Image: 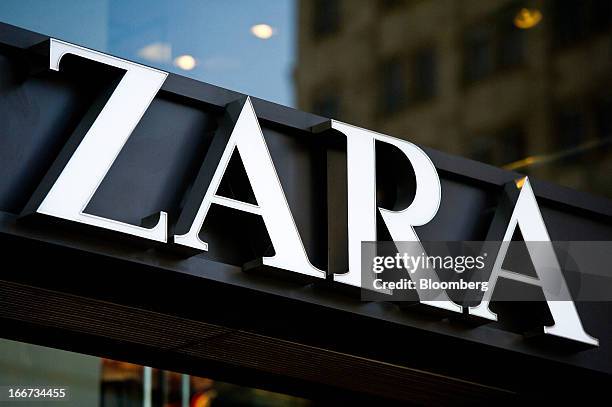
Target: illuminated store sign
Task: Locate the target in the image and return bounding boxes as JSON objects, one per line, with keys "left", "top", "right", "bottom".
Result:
{"left": 18, "top": 39, "right": 598, "bottom": 347}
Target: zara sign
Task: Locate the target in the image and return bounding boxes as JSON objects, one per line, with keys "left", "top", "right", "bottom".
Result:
{"left": 22, "top": 39, "right": 597, "bottom": 347}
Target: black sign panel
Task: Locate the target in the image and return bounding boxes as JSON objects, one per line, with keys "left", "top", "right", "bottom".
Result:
{"left": 0, "top": 22, "right": 611, "bottom": 403}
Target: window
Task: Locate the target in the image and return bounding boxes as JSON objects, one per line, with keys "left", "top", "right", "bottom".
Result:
{"left": 556, "top": 108, "right": 587, "bottom": 150}
{"left": 499, "top": 126, "right": 527, "bottom": 165}
{"left": 553, "top": 96, "right": 612, "bottom": 163}
{"left": 413, "top": 48, "right": 437, "bottom": 101}
{"left": 470, "top": 136, "right": 496, "bottom": 164}
{"left": 590, "top": 0, "right": 612, "bottom": 34}
{"left": 551, "top": 0, "right": 612, "bottom": 48}
{"left": 551, "top": 0, "right": 588, "bottom": 47}
{"left": 381, "top": 58, "right": 407, "bottom": 114}
{"left": 0, "top": 338, "right": 312, "bottom": 407}
{"left": 463, "top": 25, "right": 495, "bottom": 83}
{"left": 498, "top": 18, "right": 525, "bottom": 68}
{"left": 312, "top": 0, "right": 341, "bottom": 39}
{"left": 470, "top": 125, "right": 526, "bottom": 167}
{"left": 380, "top": 48, "right": 437, "bottom": 115}
{"left": 379, "top": 0, "right": 406, "bottom": 10}
{"left": 594, "top": 95, "right": 612, "bottom": 144}
{"left": 463, "top": 4, "right": 526, "bottom": 84}
{"left": 312, "top": 93, "right": 340, "bottom": 118}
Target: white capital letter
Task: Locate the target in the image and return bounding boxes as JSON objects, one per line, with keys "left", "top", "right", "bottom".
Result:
{"left": 327, "top": 121, "right": 461, "bottom": 313}
{"left": 174, "top": 97, "right": 325, "bottom": 279}
{"left": 25, "top": 39, "right": 168, "bottom": 242}
{"left": 469, "top": 178, "right": 598, "bottom": 346}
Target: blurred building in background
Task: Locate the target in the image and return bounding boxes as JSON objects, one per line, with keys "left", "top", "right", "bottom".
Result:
{"left": 296, "top": 0, "right": 612, "bottom": 197}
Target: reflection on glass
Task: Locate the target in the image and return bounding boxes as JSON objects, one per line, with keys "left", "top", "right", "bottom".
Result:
{"left": 0, "top": 0, "right": 294, "bottom": 106}
{"left": 296, "top": 0, "right": 612, "bottom": 199}
{"left": 0, "top": 339, "right": 311, "bottom": 407}
{"left": 174, "top": 55, "right": 197, "bottom": 71}
{"left": 513, "top": 8, "right": 542, "bottom": 30}
{"left": 251, "top": 24, "right": 275, "bottom": 40}
{"left": 0, "top": 0, "right": 610, "bottom": 199}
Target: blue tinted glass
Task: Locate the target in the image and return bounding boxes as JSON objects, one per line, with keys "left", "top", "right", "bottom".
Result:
{"left": 0, "top": 0, "right": 295, "bottom": 106}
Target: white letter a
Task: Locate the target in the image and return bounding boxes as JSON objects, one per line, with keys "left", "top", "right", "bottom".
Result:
{"left": 174, "top": 97, "right": 325, "bottom": 279}
{"left": 469, "top": 177, "right": 598, "bottom": 346}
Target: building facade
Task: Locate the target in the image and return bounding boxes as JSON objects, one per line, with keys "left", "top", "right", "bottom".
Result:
{"left": 296, "top": 0, "right": 612, "bottom": 197}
